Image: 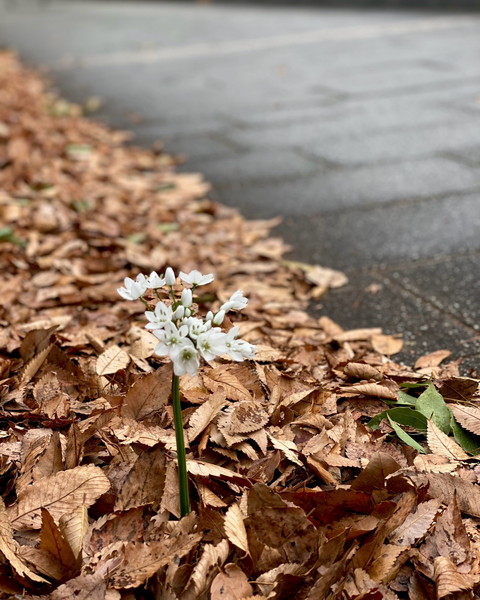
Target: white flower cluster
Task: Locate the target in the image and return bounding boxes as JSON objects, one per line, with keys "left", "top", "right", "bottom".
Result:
{"left": 118, "top": 268, "right": 255, "bottom": 376}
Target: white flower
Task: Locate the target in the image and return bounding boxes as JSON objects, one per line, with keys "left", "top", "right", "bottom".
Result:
{"left": 213, "top": 310, "right": 225, "bottom": 326}
{"left": 205, "top": 310, "right": 214, "bottom": 322}
{"left": 117, "top": 274, "right": 148, "bottom": 301}
{"left": 147, "top": 271, "right": 166, "bottom": 289}
{"left": 145, "top": 301, "right": 172, "bottom": 330}
{"left": 165, "top": 267, "right": 176, "bottom": 286}
{"left": 185, "top": 317, "right": 209, "bottom": 339}
{"left": 181, "top": 288, "right": 193, "bottom": 307}
{"left": 172, "top": 341, "right": 200, "bottom": 376}
{"left": 220, "top": 290, "right": 248, "bottom": 312}
{"left": 153, "top": 322, "right": 189, "bottom": 359}
{"left": 196, "top": 328, "right": 228, "bottom": 361}
{"left": 225, "top": 326, "right": 255, "bottom": 361}
{"left": 179, "top": 269, "right": 214, "bottom": 287}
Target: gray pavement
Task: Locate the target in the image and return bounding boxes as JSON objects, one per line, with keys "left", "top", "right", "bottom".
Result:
{"left": 1, "top": 0, "right": 479, "bottom": 371}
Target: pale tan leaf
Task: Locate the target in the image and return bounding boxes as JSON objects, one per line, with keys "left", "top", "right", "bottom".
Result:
{"left": 122, "top": 364, "right": 172, "bottom": 420}
{"left": 184, "top": 540, "right": 229, "bottom": 597}
{"left": 413, "top": 454, "right": 458, "bottom": 474}
{"left": 343, "top": 362, "right": 383, "bottom": 381}
{"left": 127, "top": 325, "right": 157, "bottom": 359}
{"left": 0, "top": 497, "right": 47, "bottom": 582}
{"left": 204, "top": 367, "right": 252, "bottom": 402}
{"left": 371, "top": 334, "right": 403, "bottom": 356}
{"left": 256, "top": 563, "right": 305, "bottom": 596}
{"left": 187, "top": 392, "right": 228, "bottom": 442}
{"left": 186, "top": 459, "right": 249, "bottom": 484}
{"left": 228, "top": 401, "right": 269, "bottom": 434}
{"left": 110, "top": 535, "right": 201, "bottom": 589}
{"left": 450, "top": 404, "right": 480, "bottom": 436}
{"left": 9, "top": 464, "right": 110, "bottom": 529}
{"left": 40, "top": 509, "right": 77, "bottom": 576}
{"left": 50, "top": 573, "right": 107, "bottom": 600}
{"left": 334, "top": 328, "right": 382, "bottom": 342}
{"left": 224, "top": 503, "right": 249, "bottom": 555}
{"left": 415, "top": 349, "right": 452, "bottom": 369}
{"left": 390, "top": 499, "right": 441, "bottom": 546}
{"left": 434, "top": 556, "right": 475, "bottom": 598}
{"left": 95, "top": 344, "right": 130, "bottom": 376}
{"left": 210, "top": 563, "right": 253, "bottom": 600}
{"left": 368, "top": 545, "right": 407, "bottom": 583}
{"left": 20, "top": 344, "right": 53, "bottom": 385}
{"left": 347, "top": 382, "right": 398, "bottom": 400}
{"left": 59, "top": 505, "right": 88, "bottom": 559}
{"left": 427, "top": 420, "right": 469, "bottom": 460}
{"left": 114, "top": 447, "right": 165, "bottom": 511}
{"left": 410, "top": 473, "right": 480, "bottom": 518}
{"left": 267, "top": 433, "right": 302, "bottom": 466}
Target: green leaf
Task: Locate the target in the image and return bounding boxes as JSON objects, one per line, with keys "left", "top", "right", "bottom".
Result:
{"left": 387, "top": 415, "right": 426, "bottom": 454}
{"left": 0, "top": 227, "right": 25, "bottom": 247}
{"left": 157, "top": 222, "right": 179, "bottom": 233}
{"left": 415, "top": 382, "right": 451, "bottom": 434}
{"left": 451, "top": 417, "right": 480, "bottom": 456}
{"left": 368, "top": 407, "right": 428, "bottom": 432}
{"left": 127, "top": 232, "right": 147, "bottom": 244}
{"left": 397, "top": 390, "right": 417, "bottom": 406}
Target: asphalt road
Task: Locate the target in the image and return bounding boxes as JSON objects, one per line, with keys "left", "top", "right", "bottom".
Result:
{"left": 1, "top": 0, "right": 479, "bottom": 370}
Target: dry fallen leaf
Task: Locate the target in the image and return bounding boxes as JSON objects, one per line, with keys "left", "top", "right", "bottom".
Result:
{"left": 96, "top": 345, "right": 130, "bottom": 376}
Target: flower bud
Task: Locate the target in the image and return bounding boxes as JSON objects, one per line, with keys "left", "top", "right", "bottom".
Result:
{"left": 165, "top": 267, "right": 176, "bottom": 286}
{"left": 213, "top": 310, "right": 225, "bottom": 325}
{"left": 181, "top": 288, "right": 193, "bottom": 307}
{"left": 184, "top": 308, "right": 192, "bottom": 317}
{"left": 172, "top": 305, "right": 185, "bottom": 320}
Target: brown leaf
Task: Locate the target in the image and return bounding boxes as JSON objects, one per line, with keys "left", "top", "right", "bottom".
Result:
{"left": 109, "top": 535, "right": 201, "bottom": 589}
{"left": 390, "top": 499, "right": 441, "bottom": 546}
{"left": 184, "top": 539, "right": 229, "bottom": 597}
{"left": 210, "top": 563, "right": 254, "bottom": 600}
{"left": 50, "top": 573, "right": 107, "bottom": 600}
{"left": 351, "top": 453, "right": 401, "bottom": 492}
{"left": 411, "top": 473, "right": 480, "bottom": 517}
{"left": 39, "top": 509, "right": 77, "bottom": 578}
{"left": 187, "top": 392, "right": 228, "bottom": 442}
{"left": 414, "top": 349, "right": 451, "bottom": 369}
{"left": 348, "top": 381, "right": 398, "bottom": 400}
{"left": 0, "top": 497, "right": 47, "bottom": 583}
{"left": 224, "top": 503, "right": 249, "bottom": 555}
{"left": 371, "top": 334, "right": 403, "bottom": 356}
{"left": 426, "top": 420, "right": 469, "bottom": 460}
{"left": 204, "top": 367, "right": 253, "bottom": 402}
{"left": 122, "top": 364, "right": 172, "bottom": 420}
{"left": 114, "top": 447, "right": 165, "bottom": 511}
{"left": 9, "top": 464, "right": 110, "bottom": 529}
{"left": 95, "top": 344, "right": 130, "bottom": 376}
{"left": 434, "top": 556, "right": 475, "bottom": 598}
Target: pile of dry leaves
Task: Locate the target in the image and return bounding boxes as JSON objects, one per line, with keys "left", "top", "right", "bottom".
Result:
{"left": 1, "top": 50, "right": 480, "bottom": 600}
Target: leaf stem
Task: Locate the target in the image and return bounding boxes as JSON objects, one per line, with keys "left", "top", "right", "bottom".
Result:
{"left": 171, "top": 374, "right": 190, "bottom": 516}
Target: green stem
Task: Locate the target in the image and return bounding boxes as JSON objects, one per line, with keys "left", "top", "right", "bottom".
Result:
{"left": 171, "top": 374, "right": 190, "bottom": 516}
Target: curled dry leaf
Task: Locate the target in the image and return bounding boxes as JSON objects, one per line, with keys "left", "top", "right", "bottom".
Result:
{"left": 184, "top": 539, "right": 229, "bottom": 597}
{"left": 434, "top": 556, "right": 476, "bottom": 598}
{"left": 187, "top": 392, "right": 228, "bottom": 442}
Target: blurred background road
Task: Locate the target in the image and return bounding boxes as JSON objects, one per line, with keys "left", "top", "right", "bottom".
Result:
{"left": 1, "top": 0, "right": 479, "bottom": 369}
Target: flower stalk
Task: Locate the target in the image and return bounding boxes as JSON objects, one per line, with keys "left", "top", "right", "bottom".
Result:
{"left": 117, "top": 267, "right": 255, "bottom": 517}
{"left": 171, "top": 374, "right": 190, "bottom": 516}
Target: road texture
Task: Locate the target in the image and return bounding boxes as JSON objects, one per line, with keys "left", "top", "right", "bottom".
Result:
{"left": 1, "top": 0, "right": 479, "bottom": 370}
